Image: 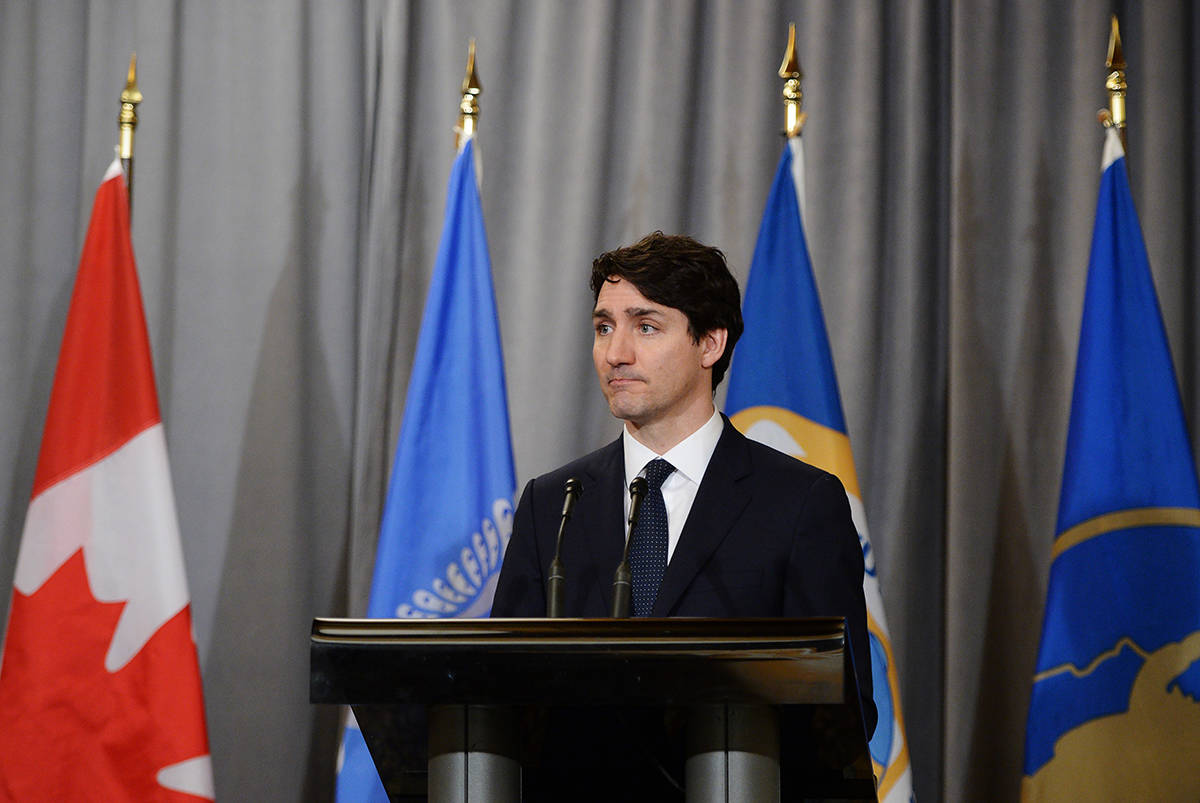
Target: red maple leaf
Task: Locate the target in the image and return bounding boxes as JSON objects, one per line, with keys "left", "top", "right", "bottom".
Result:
{"left": 0, "top": 549, "right": 211, "bottom": 801}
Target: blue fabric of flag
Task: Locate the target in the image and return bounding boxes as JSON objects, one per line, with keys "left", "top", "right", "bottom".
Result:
{"left": 336, "top": 136, "right": 516, "bottom": 801}
{"left": 1023, "top": 130, "right": 1200, "bottom": 790}
{"left": 1055, "top": 149, "right": 1200, "bottom": 532}
{"left": 725, "top": 141, "right": 845, "bottom": 433}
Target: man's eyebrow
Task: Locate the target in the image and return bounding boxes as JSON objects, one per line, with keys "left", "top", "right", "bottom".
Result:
{"left": 593, "top": 306, "right": 665, "bottom": 319}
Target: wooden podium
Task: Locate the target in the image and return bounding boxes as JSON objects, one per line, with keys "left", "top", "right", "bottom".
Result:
{"left": 310, "top": 617, "right": 876, "bottom": 801}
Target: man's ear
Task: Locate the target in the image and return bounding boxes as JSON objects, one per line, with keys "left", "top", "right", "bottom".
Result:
{"left": 699, "top": 328, "right": 728, "bottom": 369}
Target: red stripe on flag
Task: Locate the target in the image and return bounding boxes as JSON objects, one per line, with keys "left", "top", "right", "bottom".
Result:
{"left": 32, "top": 169, "right": 161, "bottom": 498}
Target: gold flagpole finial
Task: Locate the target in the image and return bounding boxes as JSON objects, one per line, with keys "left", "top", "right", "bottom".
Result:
{"left": 1097, "top": 15, "right": 1128, "bottom": 152}
{"left": 779, "top": 23, "right": 806, "bottom": 138}
{"left": 455, "top": 39, "right": 482, "bottom": 149}
{"left": 118, "top": 53, "right": 143, "bottom": 210}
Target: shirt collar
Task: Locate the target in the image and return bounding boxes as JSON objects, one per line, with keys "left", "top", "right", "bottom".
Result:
{"left": 622, "top": 408, "right": 724, "bottom": 487}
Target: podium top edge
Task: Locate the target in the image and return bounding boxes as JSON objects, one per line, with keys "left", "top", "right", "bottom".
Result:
{"left": 311, "top": 616, "right": 846, "bottom": 648}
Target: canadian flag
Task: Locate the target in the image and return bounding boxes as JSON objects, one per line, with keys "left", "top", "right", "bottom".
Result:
{"left": 0, "top": 159, "right": 214, "bottom": 801}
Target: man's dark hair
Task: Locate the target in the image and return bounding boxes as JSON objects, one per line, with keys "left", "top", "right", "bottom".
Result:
{"left": 590, "top": 231, "right": 743, "bottom": 390}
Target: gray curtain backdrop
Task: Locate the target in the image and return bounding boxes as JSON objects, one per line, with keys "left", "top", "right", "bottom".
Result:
{"left": 1, "top": 1, "right": 1196, "bottom": 800}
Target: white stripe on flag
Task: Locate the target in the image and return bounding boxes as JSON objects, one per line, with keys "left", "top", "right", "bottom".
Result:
{"left": 17, "top": 424, "right": 190, "bottom": 671}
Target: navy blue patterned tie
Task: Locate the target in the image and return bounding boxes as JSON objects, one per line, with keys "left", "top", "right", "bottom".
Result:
{"left": 629, "top": 458, "right": 675, "bottom": 617}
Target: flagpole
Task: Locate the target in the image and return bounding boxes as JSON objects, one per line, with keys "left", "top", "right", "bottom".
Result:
{"left": 728, "top": 22, "right": 917, "bottom": 799}
{"left": 455, "top": 38, "right": 481, "bottom": 148}
{"left": 1098, "top": 15, "right": 1128, "bottom": 155}
{"left": 118, "top": 53, "right": 142, "bottom": 214}
{"left": 335, "top": 37, "right": 517, "bottom": 801}
{"left": 779, "top": 23, "right": 805, "bottom": 138}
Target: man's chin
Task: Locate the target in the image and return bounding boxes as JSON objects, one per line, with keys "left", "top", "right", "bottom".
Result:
{"left": 606, "top": 399, "right": 642, "bottom": 423}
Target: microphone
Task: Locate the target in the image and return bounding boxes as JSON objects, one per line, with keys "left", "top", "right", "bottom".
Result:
{"left": 610, "top": 476, "right": 648, "bottom": 618}
{"left": 546, "top": 478, "right": 583, "bottom": 618}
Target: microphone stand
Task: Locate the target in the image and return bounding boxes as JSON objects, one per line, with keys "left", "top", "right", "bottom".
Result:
{"left": 546, "top": 478, "right": 582, "bottom": 618}
{"left": 610, "top": 477, "right": 647, "bottom": 618}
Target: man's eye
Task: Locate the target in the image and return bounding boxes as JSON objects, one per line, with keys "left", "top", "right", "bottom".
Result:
{"left": 639, "top": 323, "right": 657, "bottom": 334}
{"left": 595, "top": 323, "right": 612, "bottom": 335}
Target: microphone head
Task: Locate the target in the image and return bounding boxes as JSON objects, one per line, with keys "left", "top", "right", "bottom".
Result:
{"left": 564, "top": 477, "right": 583, "bottom": 497}
{"left": 622, "top": 476, "right": 650, "bottom": 554}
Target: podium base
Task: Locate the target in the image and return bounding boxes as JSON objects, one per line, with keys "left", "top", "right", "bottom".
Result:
{"left": 686, "top": 704, "right": 780, "bottom": 802}
{"left": 427, "top": 704, "right": 520, "bottom": 802}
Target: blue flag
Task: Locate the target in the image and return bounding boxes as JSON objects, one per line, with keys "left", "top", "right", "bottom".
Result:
{"left": 336, "top": 136, "right": 516, "bottom": 801}
{"left": 726, "top": 138, "right": 914, "bottom": 802}
{"left": 1022, "top": 128, "right": 1200, "bottom": 798}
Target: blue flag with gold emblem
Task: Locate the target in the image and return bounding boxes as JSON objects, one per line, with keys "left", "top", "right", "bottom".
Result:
{"left": 1022, "top": 127, "right": 1200, "bottom": 798}
{"left": 335, "top": 135, "right": 516, "bottom": 801}
{"left": 726, "top": 137, "right": 914, "bottom": 801}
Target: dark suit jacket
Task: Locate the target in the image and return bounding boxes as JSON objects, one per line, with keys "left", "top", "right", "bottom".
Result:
{"left": 492, "top": 415, "right": 877, "bottom": 737}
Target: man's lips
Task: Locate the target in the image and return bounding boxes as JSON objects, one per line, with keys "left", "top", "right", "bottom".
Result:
{"left": 607, "top": 374, "right": 644, "bottom": 387}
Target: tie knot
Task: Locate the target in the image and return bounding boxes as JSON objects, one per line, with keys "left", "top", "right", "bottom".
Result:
{"left": 642, "top": 458, "right": 675, "bottom": 491}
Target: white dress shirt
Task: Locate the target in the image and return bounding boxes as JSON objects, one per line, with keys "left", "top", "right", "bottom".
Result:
{"left": 621, "top": 408, "right": 724, "bottom": 562}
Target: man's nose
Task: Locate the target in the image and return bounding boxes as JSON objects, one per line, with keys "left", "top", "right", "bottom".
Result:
{"left": 605, "top": 328, "right": 634, "bottom": 365}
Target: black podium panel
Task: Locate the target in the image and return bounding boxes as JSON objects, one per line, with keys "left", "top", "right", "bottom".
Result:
{"left": 310, "top": 617, "right": 876, "bottom": 801}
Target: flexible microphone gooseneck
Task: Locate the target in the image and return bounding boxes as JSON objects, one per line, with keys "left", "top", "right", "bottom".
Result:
{"left": 545, "top": 478, "right": 583, "bottom": 617}
{"left": 610, "top": 476, "right": 648, "bottom": 618}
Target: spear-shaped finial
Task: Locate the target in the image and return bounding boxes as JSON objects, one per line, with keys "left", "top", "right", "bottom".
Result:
{"left": 779, "top": 23, "right": 806, "bottom": 138}
{"left": 455, "top": 39, "right": 482, "bottom": 148}
{"left": 118, "top": 53, "right": 143, "bottom": 211}
{"left": 1098, "top": 14, "right": 1128, "bottom": 153}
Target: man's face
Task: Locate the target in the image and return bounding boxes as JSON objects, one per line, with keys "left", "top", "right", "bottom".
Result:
{"left": 592, "top": 277, "right": 724, "bottom": 433}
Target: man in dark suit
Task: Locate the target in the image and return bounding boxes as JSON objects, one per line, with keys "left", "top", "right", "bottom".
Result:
{"left": 492, "top": 232, "right": 876, "bottom": 738}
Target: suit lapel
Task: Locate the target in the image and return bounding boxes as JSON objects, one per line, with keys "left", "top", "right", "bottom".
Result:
{"left": 579, "top": 437, "right": 627, "bottom": 614}
{"left": 653, "top": 418, "right": 753, "bottom": 616}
